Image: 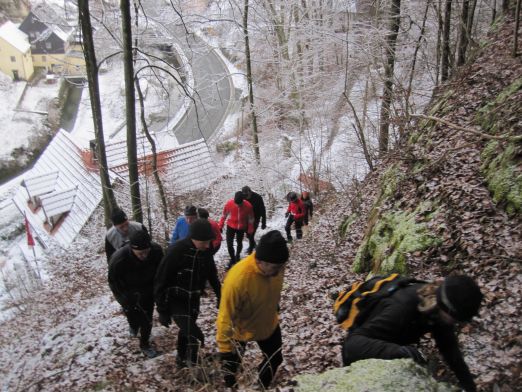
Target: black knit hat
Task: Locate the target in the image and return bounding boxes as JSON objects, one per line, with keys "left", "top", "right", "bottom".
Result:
{"left": 437, "top": 275, "right": 483, "bottom": 322}
{"left": 255, "top": 230, "right": 289, "bottom": 264}
{"left": 234, "top": 191, "right": 244, "bottom": 205}
{"left": 189, "top": 219, "right": 215, "bottom": 241}
{"left": 184, "top": 205, "right": 197, "bottom": 216}
{"left": 129, "top": 230, "right": 151, "bottom": 250}
{"left": 111, "top": 208, "right": 128, "bottom": 225}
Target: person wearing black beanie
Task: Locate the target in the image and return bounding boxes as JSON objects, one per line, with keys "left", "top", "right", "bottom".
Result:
{"left": 216, "top": 230, "right": 289, "bottom": 389}
{"left": 105, "top": 207, "right": 148, "bottom": 262}
{"left": 341, "top": 274, "right": 483, "bottom": 392}
{"left": 108, "top": 229, "right": 163, "bottom": 358}
{"left": 154, "top": 219, "right": 221, "bottom": 368}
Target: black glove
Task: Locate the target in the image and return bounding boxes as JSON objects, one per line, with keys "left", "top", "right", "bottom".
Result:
{"left": 285, "top": 212, "right": 290, "bottom": 218}
{"left": 261, "top": 222, "right": 266, "bottom": 230}
{"left": 400, "top": 345, "right": 426, "bottom": 365}
{"left": 158, "top": 312, "right": 171, "bottom": 328}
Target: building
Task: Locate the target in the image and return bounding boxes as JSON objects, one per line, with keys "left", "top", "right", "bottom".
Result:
{"left": 18, "top": 3, "right": 85, "bottom": 77}
{"left": 0, "top": 21, "right": 34, "bottom": 80}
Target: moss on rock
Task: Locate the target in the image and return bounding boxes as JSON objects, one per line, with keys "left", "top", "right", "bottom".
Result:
{"left": 294, "top": 358, "right": 458, "bottom": 392}
{"left": 476, "top": 78, "right": 522, "bottom": 215}
{"left": 353, "top": 202, "right": 441, "bottom": 274}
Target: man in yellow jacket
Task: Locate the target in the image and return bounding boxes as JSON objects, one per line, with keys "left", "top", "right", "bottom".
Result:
{"left": 216, "top": 230, "right": 289, "bottom": 389}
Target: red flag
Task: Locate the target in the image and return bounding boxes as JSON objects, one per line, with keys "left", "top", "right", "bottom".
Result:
{"left": 25, "top": 217, "right": 35, "bottom": 247}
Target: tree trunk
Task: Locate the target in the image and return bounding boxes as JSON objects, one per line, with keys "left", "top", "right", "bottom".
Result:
{"left": 441, "top": 0, "right": 453, "bottom": 82}
{"left": 378, "top": 0, "right": 401, "bottom": 154}
{"left": 457, "top": 0, "right": 470, "bottom": 66}
{"left": 514, "top": 0, "right": 521, "bottom": 57}
{"left": 243, "top": 0, "right": 261, "bottom": 164}
{"left": 135, "top": 77, "right": 170, "bottom": 242}
{"left": 121, "top": 0, "right": 142, "bottom": 223}
{"left": 78, "top": 0, "right": 117, "bottom": 228}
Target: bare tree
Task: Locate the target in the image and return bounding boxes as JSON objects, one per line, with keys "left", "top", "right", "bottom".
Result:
{"left": 441, "top": 0, "right": 453, "bottom": 81}
{"left": 378, "top": 0, "right": 401, "bottom": 154}
{"left": 78, "top": 0, "right": 117, "bottom": 228}
{"left": 121, "top": 0, "right": 143, "bottom": 223}
{"left": 243, "top": 0, "right": 261, "bottom": 164}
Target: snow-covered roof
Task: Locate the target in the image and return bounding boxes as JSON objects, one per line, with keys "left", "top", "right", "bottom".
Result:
{"left": 107, "top": 138, "right": 217, "bottom": 193}
{"left": 31, "top": 3, "right": 73, "bottom": 42}
{"left": 22, "top": 171, "right": 59, "bottom": 198}
{"left": 12, "top": 130, "right": 103, "bottom": 248}
{"left": 0, "top": 21, "right": 30, "bottom": 53}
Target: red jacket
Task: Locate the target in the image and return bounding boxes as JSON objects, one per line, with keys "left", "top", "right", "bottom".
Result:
{"left": 209, "top": 218, "right": 222, "bottom": 249}
{"left": 287, "top": 199, "right": 305, "bottom": 221}
{"left": 219, "top": 199, "right": 255, "bottom": 234}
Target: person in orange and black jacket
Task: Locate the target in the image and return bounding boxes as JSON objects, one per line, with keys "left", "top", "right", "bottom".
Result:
{"left": 154, "top": 219, "right": 221, "bottom": 368}
{"left": 219, "top": 191, "right": 255, "bottom": 269}
{"left": 284, "top": 192, "right": 305, "bottom": 242}
{"left": 108, "top": 230, "right": 163, "bottom": 358}
{"left": 301, "top": 191, "right": 314, "bottom": 226}
{"left": 342, "top": 275, "right": 483, "bottom": 392}
{"left": 241, "top": 186, "right": 267, "bottom": 254}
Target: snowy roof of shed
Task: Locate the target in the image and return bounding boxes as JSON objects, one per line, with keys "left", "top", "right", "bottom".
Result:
{"left": 107, "top": 138, "right": 216, "bottom": 193}
{"left": 12, "top": 130, "right": 103, "bottom": 248}
{"left": 0, "top": 21, "right": 30, "bottom": 53}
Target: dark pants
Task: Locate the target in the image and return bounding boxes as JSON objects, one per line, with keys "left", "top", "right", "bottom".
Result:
{"left": 123, "top": 292, "right": 154, "bottom": 346}
{"left": 342, "top": 334, "right": 413, "bottom": 366}
{"left": 223, "top": 325, "right": 283, "bottom": 389}
{"left": 285, "top": 215, "right": 303, "bottom": 241}
{"left": 226, "top": 226, "right": 245, "bottom": 265}
{"left": 246, "top": 219, "right": 261, "bottom": 252}
{"left": 170, "top": 299, "right": 204, "bottom": 364}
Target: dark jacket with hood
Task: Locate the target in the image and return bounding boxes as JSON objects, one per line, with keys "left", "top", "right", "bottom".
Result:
{"left": 344, "top": 283, "right": 476, "bottom": 392}
{"left": 108, "top": 242, "right": 163, "bottom": 308}
{"left": 154, "top": 237, "right": 221, "bottom": 315}
{"left": 247, "top": 191, "right": 267, "bottom": 226}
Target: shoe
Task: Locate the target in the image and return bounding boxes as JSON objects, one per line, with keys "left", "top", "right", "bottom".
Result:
{"left": 176, "top": 355, "right": 187, "bottom": 369}
{"left": 129, "top": 326, "right": 138, "bottom": 337}
{"left": 140, "top": 343, "right": 159, "bottom": 359}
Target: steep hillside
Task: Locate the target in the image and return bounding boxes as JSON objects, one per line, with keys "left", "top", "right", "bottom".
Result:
{"left": 280, "top": 13, "right": 522, "bottom": 392}
{"left": 0, "top": 10, "right": 520, "bottom": 392}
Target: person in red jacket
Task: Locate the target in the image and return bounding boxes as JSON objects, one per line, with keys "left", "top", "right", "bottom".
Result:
{"left": 219, "top": 191, "right": 255, "bottom": 269}
{"left": 285, "top": 192, "right": 305, "bottom": 242}
{"left": 197, "top": 207, "right": 222, "bottom": 255}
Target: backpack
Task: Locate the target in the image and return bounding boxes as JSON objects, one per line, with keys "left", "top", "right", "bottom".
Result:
{"left": 333, "top": 273, "right": 423, "bottom": 331}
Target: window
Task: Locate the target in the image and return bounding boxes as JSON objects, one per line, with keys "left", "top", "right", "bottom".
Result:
{"left": 10, "top": 56, "right": 15, "bottom": 62}
{"left": 45, "top": 42, "right": 52, "bottom": 50}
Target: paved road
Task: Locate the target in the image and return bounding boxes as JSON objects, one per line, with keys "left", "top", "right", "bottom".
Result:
{"left": 143, "top": 0, "right": 235, "bottom": 144}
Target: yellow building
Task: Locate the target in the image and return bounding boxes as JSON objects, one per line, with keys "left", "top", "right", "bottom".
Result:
{"left": 0, "top": 21, "right": 34, "bottom": 81}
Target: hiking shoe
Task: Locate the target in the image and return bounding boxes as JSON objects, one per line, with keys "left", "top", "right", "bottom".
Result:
{"left": 140, "top": 344, "right": 159, "bottom": 359}
{"left": 176, "top": 355, "right": 187, "bottom": 369}
{"left": 129, "top": 326, "right": 138, "bottom": 337}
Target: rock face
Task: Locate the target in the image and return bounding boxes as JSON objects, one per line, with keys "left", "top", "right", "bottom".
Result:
{"left": 294, "top": 359, "right": 458, "bottom": 392}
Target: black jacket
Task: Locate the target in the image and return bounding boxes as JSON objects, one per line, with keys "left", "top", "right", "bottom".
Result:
{"left": 349, "top": 284, "right": 476, "bottom": 391}
{"left": 108, "top": 243, "right": 163, "bottom": 308}
{"left": 247, "top": 192, "right": 266, "bottom": 226}
{"left": 154, "top": 238, "right": 221, "bottom": 315}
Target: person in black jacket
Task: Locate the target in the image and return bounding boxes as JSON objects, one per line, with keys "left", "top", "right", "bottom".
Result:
{"left": 108, "top": 230, "right": 163, "bottom": 358}
{"left": 242, "top": 186, "right": 267, "bottom": 254}
{"left": 342, "top": 275, "right": 483, "bottom": 392}
{"left": 154, "top": 219, "right": 221, "bottom": 368}
{"left": 301, "top": 191, "right": 314, "bottom": 226}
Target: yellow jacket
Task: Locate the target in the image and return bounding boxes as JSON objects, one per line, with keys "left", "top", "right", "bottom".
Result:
{"left": 216, "top": 253, "right": 284, "bottom": 352}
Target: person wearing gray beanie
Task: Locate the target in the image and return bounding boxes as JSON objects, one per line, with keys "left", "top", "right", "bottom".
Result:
{"left": 216, "top": 230, "right": 289, "bottom": 389}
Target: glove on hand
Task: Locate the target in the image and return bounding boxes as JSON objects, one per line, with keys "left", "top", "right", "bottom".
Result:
{"left": 158, "top": 312, "right": 171, "bottom": 328}
{"left": 261, "top": 223, "right": 266, "bottom": 230}
{"left": 400, "top": 345, "right": 426, "bottom": 365}
{"left": 285, "top": 212, "right": 290, "bottom": 218}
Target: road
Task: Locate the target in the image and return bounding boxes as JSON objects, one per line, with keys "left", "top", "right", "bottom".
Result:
{"left": 143, "top": 0, "right": 236, "bottom": 144}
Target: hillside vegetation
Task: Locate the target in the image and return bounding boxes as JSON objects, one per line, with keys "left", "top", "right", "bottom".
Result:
{"left": 0, "top": 9, "right": 520, "bottom": 392}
